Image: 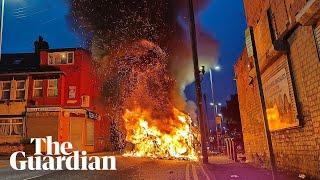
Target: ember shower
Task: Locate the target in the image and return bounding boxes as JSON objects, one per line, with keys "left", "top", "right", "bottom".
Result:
{"left": 70, "top": 0, "right": 217, "bottom": 159}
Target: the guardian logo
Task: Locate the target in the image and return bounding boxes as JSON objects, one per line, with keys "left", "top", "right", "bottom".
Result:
{"left": 10, "top": 136, "right": 117, "bottom": 171}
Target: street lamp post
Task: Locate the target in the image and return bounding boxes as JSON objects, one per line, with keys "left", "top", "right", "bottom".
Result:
{"left": 209, "top": 66, "right": 221, "bottom": 116}
{"left": 0, "top": 0, "right": 5, "bottom": 62}
{"left": 209, "top": 67, "right": 223, "bottom": 152}
{"left": 209, "top": 68, "right": 215, "bottom": 116}
{"left": 187, "top": 0, "right": 208, "bottom": 164}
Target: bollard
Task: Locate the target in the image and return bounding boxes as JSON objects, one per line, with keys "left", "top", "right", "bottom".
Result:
{"left": 231, "top": 139, "right": 237, "bottom": 162}
{"left": 228, "top": 139, "right": 232, "bottom": 159}
{"left": 231, "top": 139, "right": 235, "bottom": 160}
{"left": 225, "top": 139, "right": 230, "bottom": 157}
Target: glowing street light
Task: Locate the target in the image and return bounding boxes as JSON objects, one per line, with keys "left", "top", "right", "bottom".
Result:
{"left": 214, "top": 65, "right": 221, "bottom": 71}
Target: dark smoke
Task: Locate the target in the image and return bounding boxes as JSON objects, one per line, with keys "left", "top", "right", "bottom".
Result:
{"left": 70, "top": 0, "right": 211, "bottom": 56}
{"left": 69, "top": 0, "right": 218, "bottom": 122}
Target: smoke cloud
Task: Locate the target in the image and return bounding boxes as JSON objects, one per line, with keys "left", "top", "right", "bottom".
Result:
{"left": 69, "top": 0, "right": 218, "bottom": 115}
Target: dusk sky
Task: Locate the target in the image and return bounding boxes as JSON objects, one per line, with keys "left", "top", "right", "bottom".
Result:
{"left": 2, "top": 0, "right": 246, "bottom": 123}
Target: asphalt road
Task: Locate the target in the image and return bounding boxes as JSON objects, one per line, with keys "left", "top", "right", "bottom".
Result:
{"left": 0, "top": 156, "right": 211, "bottom": 180}
{"left": 0, "top": 155, "right": 299, "bottom": 180}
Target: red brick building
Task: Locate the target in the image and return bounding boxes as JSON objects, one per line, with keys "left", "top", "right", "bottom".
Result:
{"left": 0, "top": 48, "right": 109, "bottom": 153}
{"left": 235, "top": 0, "right": 320, "bottom": 178}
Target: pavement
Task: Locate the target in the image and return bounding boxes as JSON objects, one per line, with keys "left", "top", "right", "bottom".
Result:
{"left": 206, "top": 155, "right": 300, "bottom": 180}
{"left": 0, "top": 153, "right": 301, "bottom": 180}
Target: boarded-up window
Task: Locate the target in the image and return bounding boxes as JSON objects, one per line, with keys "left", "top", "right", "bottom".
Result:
{"left": 314, "top": 24, "right": 320, "bottom": 58}
{"left": 261, "top": 56, "right": 299, "bottom": 131}
{"left": 86, "top": 120, "right": 94, "bottom": 145}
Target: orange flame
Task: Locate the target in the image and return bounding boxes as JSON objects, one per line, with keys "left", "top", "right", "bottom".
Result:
{"left": 123, "top": 108, "right": 198, "bottom": 160}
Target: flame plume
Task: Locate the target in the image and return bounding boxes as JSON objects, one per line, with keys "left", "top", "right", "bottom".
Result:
{"left": 69, "top": 0, "right": 217, "bottom": 160}
{"left": 123, "top": 108, "right": 198, "bottom": 160}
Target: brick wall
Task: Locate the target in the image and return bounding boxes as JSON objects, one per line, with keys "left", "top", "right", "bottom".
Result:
{"left": 235, "top": 51, "right": 270, "bottom": 167}
{"left": 236, "top": 0, "right": 320, "bottom": 178}
{"left": 242, "top": 0, "right": 265, "bottom": 26}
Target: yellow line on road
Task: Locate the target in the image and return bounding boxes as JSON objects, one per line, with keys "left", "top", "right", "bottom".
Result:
{"left": 185, "top": 164, "right": 190, "bottom": 180}
{"left": 191, "top": 164, "right": 198, "bottom": 180}
{"left": 200, "top": 164, "right": 212, "bottom": 180}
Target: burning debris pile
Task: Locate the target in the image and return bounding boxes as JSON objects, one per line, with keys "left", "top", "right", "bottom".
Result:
{"left": 111, "top": 40, "right": 197, "bottom": 160}
{"left": 123, "top": 108, "right": 197, "bottom": 160}
{"left": 69, "top": 0, "right": 217, "bottom": 160}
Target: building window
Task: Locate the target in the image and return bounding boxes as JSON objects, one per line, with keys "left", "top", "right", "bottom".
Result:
{"left": 33, "top": 80, "right": 43, "bottom": 97}
{"left": 1, "top": 81, "right": 11, "bottom": 100}
{"left": 16, "top": 80, "right": 26, "bottom": 100}
{"left": 86, "top": 119, "right": 94, "bottom": 145}
{"left": 67, "top": 52, "right": 74, "bottom": 64}
{"left": 313, "top": 24, "right": 320, "bottom": 59}
{"left": 48, "top": 79, "right": 58, "bottom": 97}
{"left": 0, "top": 119, "right": 23, "bottom": 136}
{"left": 48, "top": 52, "right": 74, "bottom": 65}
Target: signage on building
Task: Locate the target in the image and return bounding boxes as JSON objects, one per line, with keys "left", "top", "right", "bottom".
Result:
{"left": 27, "top": 107, "right": 61, "bottom": 112}
{"left": 245, "top": 27, "right": 254, "bottom": 57}
{"left": 262, "top": 58, "right": 299, "bottom": 131}
{"left": 69, "top": 86, "right": 76, "bottom": 99}
{"left": 87, "top": 111, "right": 100, "bottom": 120}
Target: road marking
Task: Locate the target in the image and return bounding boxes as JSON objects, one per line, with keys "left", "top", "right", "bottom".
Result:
{"left": 23, "top": 174, "right": 45, "bottom": 180}
{"left": 191, "top": 164, "right": 199, "bottom": 180}
{"left": 185, "top": 164, "right": 190, "bottom": 180}
{"left": 199, "top": 164, "right": 212, "bottom": 180}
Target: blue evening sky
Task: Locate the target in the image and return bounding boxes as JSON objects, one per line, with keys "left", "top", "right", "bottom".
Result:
{"left": 184, "top": 0, "right": 246, "bottom": 127}
{"left": 2, "top": 0, "right": 246, "bottom": 125}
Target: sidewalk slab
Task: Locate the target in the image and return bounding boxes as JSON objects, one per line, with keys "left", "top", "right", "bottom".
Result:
{"left": 206, "top": 155, "right": 300, "bottom": 180}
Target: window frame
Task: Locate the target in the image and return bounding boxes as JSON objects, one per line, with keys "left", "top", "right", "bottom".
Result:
{"left": 0, "top": 118, "right": 24, "bottom": 137}
{"left": 1, "top": 81, "right": 11, "bottom": 100}
{"left": 48, "top": 51, "right": 74, "bottom": 65}
{"left": 16, "top": 80, "right": 26, "bottom": 100}
{"left": 47, "top": 79, "right": 58, "bottom": 97}
{"left": 33, "top": 80, "right": 43, "bottom": 97}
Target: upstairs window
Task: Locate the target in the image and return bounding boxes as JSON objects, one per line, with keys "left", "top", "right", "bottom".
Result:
{"left": 33, "top": 80, "right": 43, "bottom": 97}
{"left": 1, "top": 81, "right": 11, "bottom": 100}
{"left": 48, "top": 52, "right": 74, "bottom": 65}
{"left": 16, "top": 80, "right": 26, "bottom": 100}
{"left": 48, "top": 79, "right": 58, "bottom": 97}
